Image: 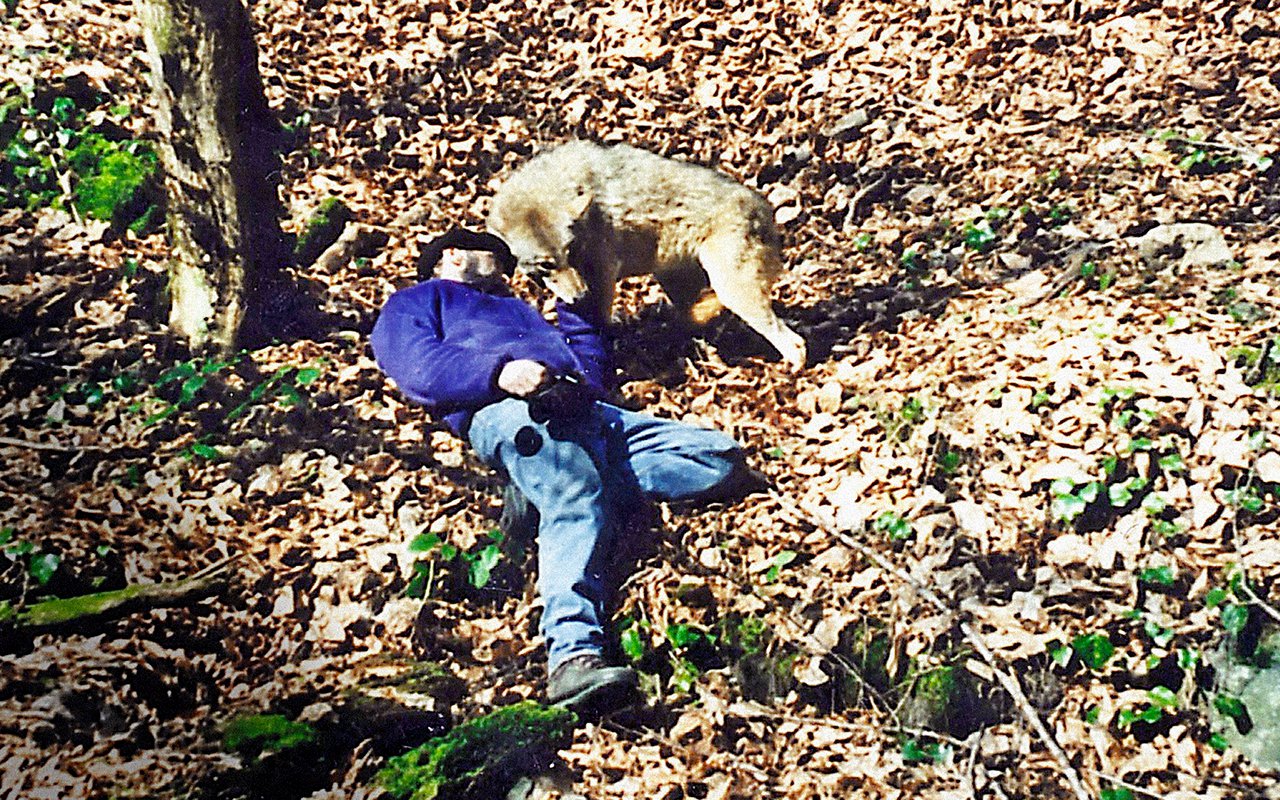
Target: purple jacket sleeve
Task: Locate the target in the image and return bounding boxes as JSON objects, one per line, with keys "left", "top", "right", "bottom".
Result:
{"left": 370, "top": 290, "right": 508, "bottom": 413}
{"left": 555, "top": 300, "right": 612, "bottom": 394}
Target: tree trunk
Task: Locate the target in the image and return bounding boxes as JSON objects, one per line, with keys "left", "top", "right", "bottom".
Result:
{"left": 134, "top": 0, "right": 297, "bottom": 352}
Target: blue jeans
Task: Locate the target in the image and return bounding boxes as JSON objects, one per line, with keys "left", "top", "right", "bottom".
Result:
{"left": 468, "top": 398, "right": 744, "bottom": 670}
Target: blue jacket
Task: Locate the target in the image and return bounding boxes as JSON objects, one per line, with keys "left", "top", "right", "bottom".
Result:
{"left": 370, "top": 279, "right": 610, "bottom": 433}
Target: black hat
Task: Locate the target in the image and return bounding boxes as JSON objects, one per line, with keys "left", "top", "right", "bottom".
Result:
{"left": 417, "top": 228, "right": 517, "bottom": 280}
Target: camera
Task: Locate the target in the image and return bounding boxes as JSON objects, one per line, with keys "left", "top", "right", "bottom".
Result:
{"left": 527, "top": 373, "right": 589, "bottom": 423}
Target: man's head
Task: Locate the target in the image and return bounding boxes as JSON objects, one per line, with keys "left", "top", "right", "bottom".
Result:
{"left": 417, "top": 228, "right": 517, "bottom": 291}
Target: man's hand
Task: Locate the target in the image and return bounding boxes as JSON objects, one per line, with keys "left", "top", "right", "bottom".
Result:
{"left": 497, "top": 359, "right": 550, "bottom": 397}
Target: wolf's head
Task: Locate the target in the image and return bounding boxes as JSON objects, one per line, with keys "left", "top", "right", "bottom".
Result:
{"left": 488, "top": 185, "right": 592, "bottom": 303}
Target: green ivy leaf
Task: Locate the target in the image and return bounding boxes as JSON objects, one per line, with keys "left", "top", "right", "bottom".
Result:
{"left": 1158, "top": 452, "right": 1185, "bottom": 472}
{"left": 1208, "top": 733, "right": 1230, "bottom": 751}
{"left": 1214, "top": 694, "right": 1246, "bottom": 719}
{"left": 962, "top": 220, "right": 997, "bottom": 252}
{"left": 408, "top": 533, "right": 441, "bottom": 553}
{"left": 1139, "top": 565, "right": 1174, "bottom": 586}
{"left": 295, "top": 367, "right": 321, "bottom": 386}
{"left": 1148, "top": 686, "right": 1177, "bottom": 709}
{"left": 1221, "top": 603, "right": 1249, "bottom": 634}
{"left": 51, "top": 96, "right": 75, "bottom": 125}
{"left": 670, "top": 656, "right": 699, "bottom": 694}
{"left": 1051, "top": 493, "right": 1087, "bottom": 522}
{"left": 666, "top": 623, "right": 710, "bottom": 650}
{"left": 765, "top": 549, "right": 797, "bottom": 582}
{"left": 467, "top": 544, "right": 502, "bottom": 588}
{"left": 874, "top": 512, "right": 914, "bottom": 541}
{"left": 5, "top": 538, "right": 33, "bottom": 559}
{"left": 29, "top": 552, "right": 60, "bottom": 585}
{"left": 1205, "top": 587, "right": 1228, "bottom": 609}
{"left": 1141, "top": 493, "right": 1168, "bottom": 516}
{"left": 1101, "top": 788, "right": 1134, "bottom": 800}
{"left": 1072, "top": 633, "right": 1115, "bottom": 670}
{"left": 1143, "top": 620, "right": 1174, "bottom": 648}
{"left": 620, "top": 625, "right": 646, "bottom": 662}
{"left": 155, "top": 361, "right": 197, "bottom": 388}
{"left": 190, "top": 443, "right": 220, "bottom": 460}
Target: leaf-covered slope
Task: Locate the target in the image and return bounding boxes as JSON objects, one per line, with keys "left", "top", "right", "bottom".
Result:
{"left": 2, "top": 0, "right": 1279, "bottom": 798}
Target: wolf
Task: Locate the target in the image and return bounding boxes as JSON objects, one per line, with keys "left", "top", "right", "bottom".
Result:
{"left": 486, "top": 141, "right": 807, "bottom": 368}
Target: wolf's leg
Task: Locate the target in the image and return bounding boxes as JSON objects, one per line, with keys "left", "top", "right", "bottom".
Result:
{"left": 697, "top": 235, "right": 807, "bottom": 368}
{"left": 573, "top": 235, "right": 621, "bottom": 322}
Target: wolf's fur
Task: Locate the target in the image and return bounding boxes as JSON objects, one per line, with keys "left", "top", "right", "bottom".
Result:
{"left": 487, "top": 141, "right": 807, "bottom": 367}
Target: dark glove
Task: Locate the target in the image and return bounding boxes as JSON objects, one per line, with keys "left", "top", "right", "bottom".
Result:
{"left": 526, "top": 373, "right": 590, "bottom": 423}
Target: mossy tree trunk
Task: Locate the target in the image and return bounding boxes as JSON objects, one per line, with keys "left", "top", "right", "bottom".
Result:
{"left": 134, "top": 0, "right": 298, "bottom": 352}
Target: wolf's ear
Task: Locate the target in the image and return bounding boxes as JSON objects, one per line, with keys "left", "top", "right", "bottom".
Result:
{"left": 567, "top": 185, "right": 593, "bottom": 218}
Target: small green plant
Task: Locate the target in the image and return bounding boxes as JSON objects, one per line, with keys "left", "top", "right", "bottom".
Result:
{"left": 852, "top": 232, "right": 873, "bottom": 252}
{"left": 1228, "top": 341, "right": 1280, "bottom": 394}
{"left": 1100, "top": 787, "right": 1135, "bottom": 800}
{"left": 1072, "top": 632, "right": 1115, "bottom": 670}
{"left": 763, "top": 549, "right": 796, "bottom": 583}
{"left": 1047, "top": 203, "right": 1072, "bottom": 225}
{"left": 1214, "top": 693, "right": 1248, "bottom": 722}
{"left": 1, "top": 527, "right": 60, "bottom": 588}
{"left": 1077, "top": 261, "right": 1115, "bottom": 291}
{"left": 1116, "top": 686, "right": 1176, "bottom": 729}
{"left": 961, "top": 219, "right": 997, "bottom": 253}
{"left": 1224, "top": 484, "right": 1265, "bottom": 514}
{"left": 618, "top": 617, "right": 651, "bottom": 663}
{"left": 901, "top": 737, "right": 949, "bottom": 765}
{"left": 874, "top": 511, "right": 913, "bottom": 542}
{"left": 405, "top": 528, "right": 507, "bottom": 597}
{"left": 1050, "top": 478, "right": 1101, "bottom": 523}
{"left": 900, "top": 247, "right": 925, "bottom": 275}
{"left": 1138, "top": 565, "right": 1175, "bottom": 587}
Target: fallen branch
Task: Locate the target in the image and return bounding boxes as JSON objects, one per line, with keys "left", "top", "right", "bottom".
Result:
{"left": 1238, "top": 581, "right": 1280, "bottom": 625}
{"left": 3, "top": 559, "right": 237, "bottom": 633}
{"left": 771, "top": 493, "right": 1092, "bottom": 800}
{"left": 843, "top": 169, "right": 894, "bottom": 228}
{"left": 0, "top": 435, "right": 96, "bottom": 453}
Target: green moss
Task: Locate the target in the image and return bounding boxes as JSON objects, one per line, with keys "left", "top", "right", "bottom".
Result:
{"left": 68, "top": 134, "right": 158, "bottom": 228}
{"left": 20, "top": 584, "right": 145, "bottom": 627}
{"left": 222, "top": 713, "right": 317, "bottom": 755}
{"left": 914, "top": 666, "right": 956, "bottom": 708}
{"left": 718, "top": 614, "right": 770, "bottom": 656}
{"left": 294, "top": 196, "right": 352, "bottom": 267}
{"left": 378, "top": 701, "right": 576, "bottom": 800}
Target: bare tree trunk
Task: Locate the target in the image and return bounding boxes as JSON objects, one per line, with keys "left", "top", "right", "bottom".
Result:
{"left": 134, "top": 0, "right": 298, "bottom": 352}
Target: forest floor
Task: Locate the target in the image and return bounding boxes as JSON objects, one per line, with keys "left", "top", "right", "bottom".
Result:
{"left": 4, "top": 0, "right": 1280, "bottom": 798}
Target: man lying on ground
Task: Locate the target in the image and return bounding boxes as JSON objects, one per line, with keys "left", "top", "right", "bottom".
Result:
{"left": 370, "top": 228, "right": 762, "bottom": 718}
